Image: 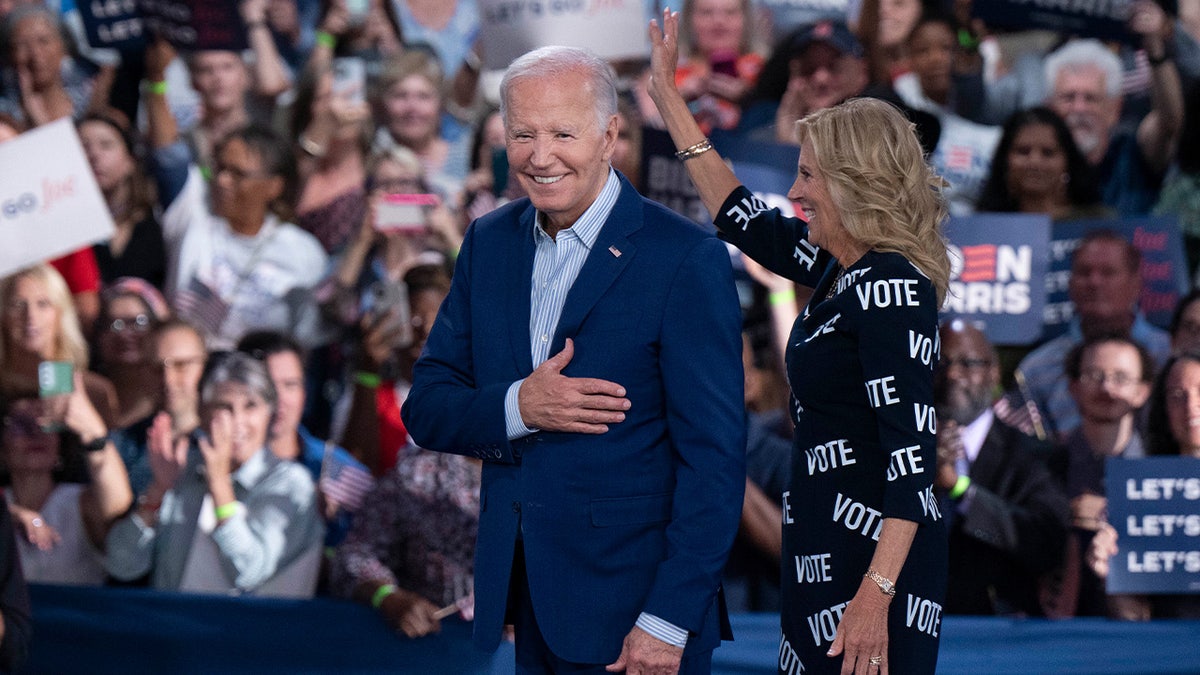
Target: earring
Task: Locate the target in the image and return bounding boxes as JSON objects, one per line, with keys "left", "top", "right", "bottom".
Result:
{"left": 1061, "top": 173, "right": 1070, "bottom": 185}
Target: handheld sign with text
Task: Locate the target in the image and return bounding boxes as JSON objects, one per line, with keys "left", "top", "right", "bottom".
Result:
{"left": 78, "top": 0, "right": 146, "bottom": 51}
{"left": 140, "top": 0, "right": 248, "bottom": 51}
{"left": 479, "top": 0, "right": 649, "bottom": 70}
{"left": 0, "top": 119, "right": 115, "bottom": 278}
{"left": 1042, "top": 217, "right": 1189, "bottom": 341}
{"left": 1104, "top": 457, "right": 1200, "bottom": 595}
{"left": 972, "top": 0, "right": 1135, "bottom": 44}
{"left": 941, "top": 213, "right": 1051, "bottom": 345}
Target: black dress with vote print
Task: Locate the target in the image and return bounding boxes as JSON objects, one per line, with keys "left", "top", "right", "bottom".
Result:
{"left": 716, "top": 187, "right": 946, "bottom": 674}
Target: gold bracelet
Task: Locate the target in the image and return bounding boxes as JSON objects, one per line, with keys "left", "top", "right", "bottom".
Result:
{"left": 675, "top": 139, "right": 713, "bottom": 161}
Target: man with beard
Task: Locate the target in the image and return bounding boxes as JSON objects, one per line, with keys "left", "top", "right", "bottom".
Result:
{"left": 1043, "top": 2, "right": 1184, "bottom": 216}
{"left": 935, "top": 320, "right": 1068, "bottom": 616}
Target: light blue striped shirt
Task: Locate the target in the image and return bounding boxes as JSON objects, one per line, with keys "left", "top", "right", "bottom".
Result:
{"left": 501, "top": 169, "right": 688, "bottom": 650}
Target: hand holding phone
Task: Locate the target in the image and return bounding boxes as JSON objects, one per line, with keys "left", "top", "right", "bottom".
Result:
{"left": 37, "top": 361, "right": 73, "bottom": 432}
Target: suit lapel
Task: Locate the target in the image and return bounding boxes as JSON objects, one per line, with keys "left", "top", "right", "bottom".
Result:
{"left": 507, "top": 203, "right": 537, "bottom": 376}
{"left": 549, "top": 178, "right": 642, "bottom": 355}
{"left": 971, "top": 420, "right": 1006, "bottom": 487}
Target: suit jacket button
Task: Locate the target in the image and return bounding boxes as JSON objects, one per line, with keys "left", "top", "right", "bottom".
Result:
{"left": 512, "top": 502, "right": 521, "bottom": 513}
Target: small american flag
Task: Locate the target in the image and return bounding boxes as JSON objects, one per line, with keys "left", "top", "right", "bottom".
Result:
{"left": 173, "top": 276, "right": 229, "bottom": 337}
{"left": 993, "top": 370, "right": 1048, "bottom": 441}
{"left": 319, "top": 446, "right": 375, "bottom": 512}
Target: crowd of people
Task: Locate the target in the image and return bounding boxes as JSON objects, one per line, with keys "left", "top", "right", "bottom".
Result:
{"left": 0, "top": 0, "right": 1199, "bottom": 670}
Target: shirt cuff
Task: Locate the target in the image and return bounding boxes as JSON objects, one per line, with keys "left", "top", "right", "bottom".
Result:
{"left": 636, "top": 612, "right": 688, "bottom": 649}
{"left": 504, "top": 379, "right": 538, "bottom": 440}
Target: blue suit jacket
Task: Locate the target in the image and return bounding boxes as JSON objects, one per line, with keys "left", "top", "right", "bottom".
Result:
{"left": 401, "top": 174, "right": 746, "bottom": 662}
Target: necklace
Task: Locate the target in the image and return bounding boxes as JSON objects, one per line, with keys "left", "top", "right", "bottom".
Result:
{"left": 825, "top": 266, "right": 846, "bottom": 300}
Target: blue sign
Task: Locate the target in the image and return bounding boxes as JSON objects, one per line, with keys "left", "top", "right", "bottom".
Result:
{"left": 973, "top": 0, "right": 1136, "bottom": 44}
{"left": 941, "top": 213, "right": 1051, "bottom": 345}
{"left": 77, "top": 0, "right": 146, "bottom": 51}
{"left": 1042, "top": 216, "right": 1189, "bottom": 340}
{"left": 1104, "top": 456, "right": 1200, "bottom": 595}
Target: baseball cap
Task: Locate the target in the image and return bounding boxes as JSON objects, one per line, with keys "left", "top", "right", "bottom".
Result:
{"left": 791, "top": 20, "right": 865, "bottom": 59}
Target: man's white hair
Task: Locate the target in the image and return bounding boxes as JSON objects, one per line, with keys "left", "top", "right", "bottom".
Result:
{"left": 1044, "top": 39, "right": 1124, "bottom": 99}
{"left": 499, "top": 46, "right": 618, "bottom": 130}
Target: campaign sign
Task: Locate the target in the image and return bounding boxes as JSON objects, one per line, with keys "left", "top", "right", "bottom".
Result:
{"left": 1041, "top": 217, "right": 1189, "bottom": 340}
{"left": 0, "top": 119, "right": 115, "bottom": 278}
{"left": 479, "top": 0, "right": 649, "bottom": 71}
{"left": 941, "top": 213, "right": 1051, "bottom": 345}
{"left": 78, "top": 0, "right": 146, "bottom": 51}
{"left": 140, "top": 0, "right": 247, "bottom": 51}
{"left": 972, "top": 0, "right": 1135, "bottom": 44}
{"left": 1104, "top": 457, "right": 1200, "bottom": 595}
{"left": 757, "top": 0, "right": 850, "bottom": 42}
{"left": 641, "top": 126, "right": 711, "bottom": 228}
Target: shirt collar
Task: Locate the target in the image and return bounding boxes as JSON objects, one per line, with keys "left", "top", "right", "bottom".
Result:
{"left": 533, "top": 168, "right": 620, "bottom": 250}
{"left": 231, "top": 447, "right": 275, "bottom": 491}
{"left": 960, "top": 408, "right": 995, "bottom": 465}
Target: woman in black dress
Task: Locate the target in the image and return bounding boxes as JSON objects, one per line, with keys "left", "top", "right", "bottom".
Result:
{"left": 648, "top": 11, "right": 950, "bottom": 674}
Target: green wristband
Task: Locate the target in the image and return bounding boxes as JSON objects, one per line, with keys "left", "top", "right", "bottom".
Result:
{"left": 354, "top": 371, "right": 382, "bottom": 389}
{"left": 371, "top": 584, "right": 397, "bottom": 609}
{"left": 145, "top": 80, "right": 167, "bottom": 95}
{"left": 214, "top": 501, "right": 243, "bottom": 521}
{"left": 316, "top": 31, "right": 336, "bottom": 49}
{"left": 948, "top": 475, "right": 971, "bottom": 500}
{"left": 769, "top": 289, "right": 796, "bottom": 306}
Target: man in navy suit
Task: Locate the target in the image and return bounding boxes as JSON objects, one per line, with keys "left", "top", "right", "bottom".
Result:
{"left": 401, "top": 46, "right": 746, "bottom": 674}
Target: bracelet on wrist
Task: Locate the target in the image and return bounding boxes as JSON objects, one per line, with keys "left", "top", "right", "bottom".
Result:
{"left": 316, "top": 31, "right": 336, "bottom": 49}
{"left": 769, "top": 289, "right": 796, "bottom": 306}
{"left": 948, "top": 474, "right": 971, "bottom": 500}
{"left": 143, "top": 80, "right": 167, "bottom": 96}
{"left": 354, "top": 370, "right": 382, "bottom": 389}
{"left": 298, "top": 134, "right": 327, "bottom": 158}
{"left": 371, "top": 583, "right": 397, "bottom": 609}
{"left": 864, "top": 568, "right": 896, "bottom": 597}
{"left": 675, "top": 138, "right": 713, "bottom": 161}
{"left": 214, "top": 501, "right": 244, "bottom": 521}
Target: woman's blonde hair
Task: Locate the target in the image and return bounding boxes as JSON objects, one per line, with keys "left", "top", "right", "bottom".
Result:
{"left": 0, "top": 264, "right": 89, "bottom": 370}
{"left": 796, "top": 97, "right": 951, "bottom": 305}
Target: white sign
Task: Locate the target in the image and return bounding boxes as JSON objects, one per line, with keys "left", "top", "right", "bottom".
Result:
{"left": 0, "top": 119, "right": 115, "bottom": 278}
{"left": 479, "top": 0, "right": 650, "bottom": 71}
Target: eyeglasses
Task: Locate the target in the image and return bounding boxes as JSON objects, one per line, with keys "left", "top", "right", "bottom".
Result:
{"left": 371, "top": 177, "right": 424, "bottom": 193}
{"left": 2, "top": 415, "right": 42, "bottom": 437}
{"left": 1078, "top": 370, "right": 1140, "bottom": 388}
{"left": 214, "top": 164, "right": 272, "bottom": 182}
{"left": 158, "top": 356, "right": 206, "bottom": 372}
{"left": 939, "top": 357, "right": 992, "bottom": 371}
{"left": 109, "top": 314, "right": 152, "bottom": 333}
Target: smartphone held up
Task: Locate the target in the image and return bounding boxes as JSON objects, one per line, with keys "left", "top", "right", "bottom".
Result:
{"left": 373, "top": 193, "right": 440, "bottom": 234}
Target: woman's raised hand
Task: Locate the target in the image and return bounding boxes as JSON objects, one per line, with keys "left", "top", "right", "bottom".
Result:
{"left": 647, "top": 9, "right": 682, "bottom": 104}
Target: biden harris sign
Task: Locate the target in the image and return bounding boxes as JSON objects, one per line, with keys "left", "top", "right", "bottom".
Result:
{"left": 941, "top": 213, "right": 1051, "bottom": 346}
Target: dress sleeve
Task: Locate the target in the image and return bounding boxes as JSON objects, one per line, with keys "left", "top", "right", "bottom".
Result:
{"left": 848, "top": 257, "right": 942, "bottom": 524}
{"left": 713, "top": 186, "right": 831, "bottom": 287}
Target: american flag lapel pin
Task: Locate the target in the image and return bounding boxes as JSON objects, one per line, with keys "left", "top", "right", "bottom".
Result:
{"left": 608, "top": 245, "right": 622, "bottom": 258}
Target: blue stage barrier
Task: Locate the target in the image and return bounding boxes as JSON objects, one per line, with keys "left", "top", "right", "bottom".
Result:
{"left": 25, "top": 584, "right": 1200, "bottom": 674}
